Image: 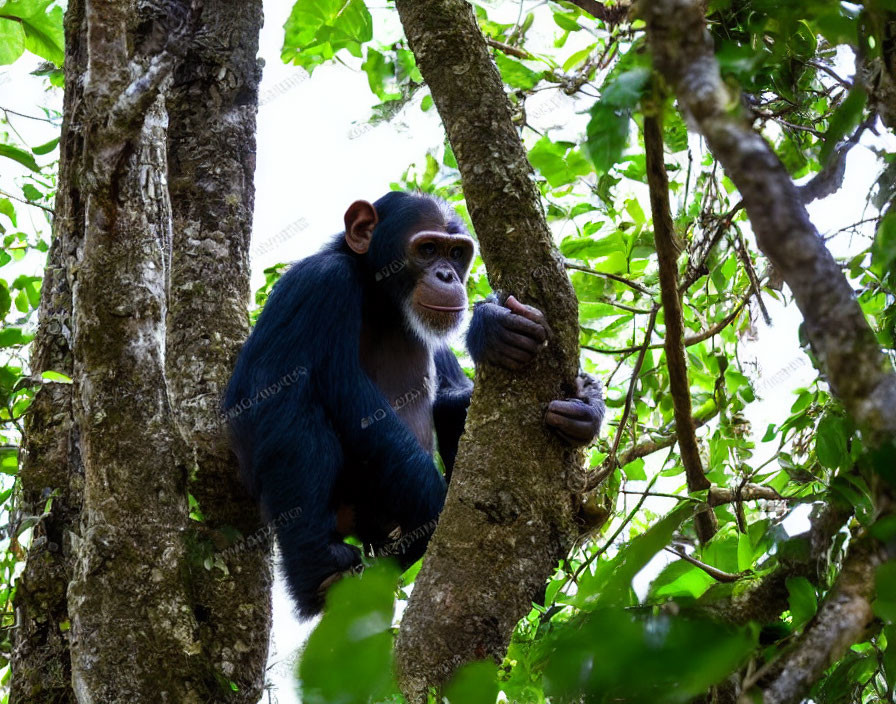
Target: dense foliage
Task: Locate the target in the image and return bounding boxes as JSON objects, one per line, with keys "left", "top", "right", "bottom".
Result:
{"left": 1, "top": 0, "right": 895, "bottom": 702}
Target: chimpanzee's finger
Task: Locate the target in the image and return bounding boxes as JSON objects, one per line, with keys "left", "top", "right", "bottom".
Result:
{"left": 545, "top": 410, "right": 596, "bottom": 443}
{"left": 498, "top": 327, "right": 542, "bottom": 354}
{"left": 505, "top": 295, "right": 548, "bottom": 329}
{"left": 546, "top": 399, "right": 592, "bottom": 419}
{"left": 501, "top": 310, "right": 547, "bottom": 343}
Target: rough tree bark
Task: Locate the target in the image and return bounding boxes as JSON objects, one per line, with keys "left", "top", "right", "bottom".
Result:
{"left": 392, "top": 1, "right": 588, "bottom": 699}
{"left": 9, "top": 0, "right": 270, "bottom": 701}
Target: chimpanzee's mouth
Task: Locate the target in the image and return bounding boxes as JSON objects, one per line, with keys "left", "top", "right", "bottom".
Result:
{"left": 418, "top": 303, "right": 464, "bottom": 313}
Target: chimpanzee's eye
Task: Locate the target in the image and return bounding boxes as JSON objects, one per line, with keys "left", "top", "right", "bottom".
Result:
{"left": 419, "top": 242, "right": 437, "bottom": 258}
{"left": 449, "top": 247, "right": 464, "bottom": 260}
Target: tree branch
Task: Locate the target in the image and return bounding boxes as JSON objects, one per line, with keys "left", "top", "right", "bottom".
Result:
{"left": 642, "top": 0, "right": 896, "bottom": 445}
{"left": 565, "top": 260, "right": 656, "bottom": 296}
{"left": 645, "top": 110, "right": 716, "bottom": 543}
{"left": 664, "top": 547, "right": 743, "bottom": 582}
{"left": 699, "top": 502, "right": 850, "bottom": 626}
{"left": 744, "top": 536, "right": 889, "bottom": 704}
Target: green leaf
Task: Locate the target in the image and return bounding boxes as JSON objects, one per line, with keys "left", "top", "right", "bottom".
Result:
{"left": 361, "top": 48, "right": 399, "bottom": 101}
{"left": 585, "top": 103, "right": 630, "bottom": 174}
{"left": 649, "top": 560, "right": 716, "bottom": 599}
{"left": 601, "top": 67, "right": 650, "bottom": 108}
{"left": 299, "top": 561, "right": 400, "bottom": 703}
{"left": 576, "top": 503, "right": 693, "bottom": 608}
{"left": 0, "top": 143, "right": 39, "bottom": 171}
{"left": 0, "top": 198, "right": 15, "bottom": 226}
{"left": 874, "top": 561, "right": 896, "bottom": 624}
{"left": 31, "top": 136, "right": 57, "bottom": 155}
{"left": 494, "top": 52, "right": 541, "bottom": 90}
{"left": 443, "top": 661, "right": 498, "bottom": 704}
{"left": 541, "top": 609, "right": 757, "bottom": 704}
{"left": 872, "top": 212, "right": 896, "bottom": 283}
{"left": 282, "top": 0, "right": 373, "bottom": 74}
{"left": 621, "top": 457, "right": 646, "bottom": 481}
{"left": 883, "top": 625, "right": 896, "bottom": 689}
{"left": 786, "top": 576, "right": 817, "bottom": 629}
{"left": 0, "top": 0, "right": 64, "bottom": 65}
{"left": 21, "top": 183, "right": 40, "bottom": 201}
{"left": 0, "top": 448, "right": 17, "bottom": 475}
{"left": 820, "top": 84, "right": 867, "bottom": 163}
{"left": 0, "top": 16, "right": 25, "bottom": 64}
{"left": 529, "top": 137, "right": 591, "bottom": 188}
{"left": 0, "top": 280, "right": 10, "bottom": 318}
{"left": 0, "top": 326, "right": 32, "bottom": 347}
{"left": 815, "top": 414, "right": 848, "bottom": 470}
{"left": 40, "top": 370, "right": 72, "bottom": 384}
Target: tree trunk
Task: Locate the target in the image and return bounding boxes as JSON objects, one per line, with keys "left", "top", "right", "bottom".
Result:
{"left": 9, "top": 0, "right": 270, "bottom": 701}
{"left": 393, "top": 1, "right": 588, "bottom": 699}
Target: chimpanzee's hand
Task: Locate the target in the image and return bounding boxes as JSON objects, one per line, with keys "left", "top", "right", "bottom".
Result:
{"left": 545, "top": 373, "right": 605, "bottom": 447}
{"left": 467, "top": 295, "right": 548, "bottom": 370}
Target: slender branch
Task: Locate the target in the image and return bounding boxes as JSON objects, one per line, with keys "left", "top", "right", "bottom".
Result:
{"left": 732, "top": 230, "right": 771, "bottom": 325}
{"left": 645, "top": 109, "right": 716, "bottom": 543}
{"left": 679, "top": 201, "right": 744, "bottom": 293}
{"left": 707, "top": 483, "right": 784, "bottom": 506}
{"left": 484, "top": 37, "right": 532, "bottom": 60}
{"left": 806, "top": 59, "right": 854, "bottom": 90}
{"left": 586, "top": 305, "right": 659, "bottom": 490}
{"left": 597, "top": 297, "right": 654, "bottom": 314}
{"left": 755, "top": 112, "right": 825, "bottom": 138}
{"left": 0, "top": 106, "right": 59, "bottom": 123}
{"left": 664, "top": 546, "right": 743, "bottom": 582}
{"left": 0, "top": 189, "right": 54, "bottom": 214}
{"left": 611, "top": 404, "right": 718, "bottom": 470}
{"left": 565, "top": 261, "right": 656, "bottom": 296}
{"left": 583, "top": 291, "right": 750, "bottom": 355}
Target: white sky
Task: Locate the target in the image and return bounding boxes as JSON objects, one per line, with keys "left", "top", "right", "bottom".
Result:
{"left": 1, "top": 1, "right": 894, "bottom": 701}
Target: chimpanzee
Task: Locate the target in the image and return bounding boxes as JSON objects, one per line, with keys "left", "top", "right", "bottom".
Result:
{"left": 224, "top": 191, "right": 604, "bottom": 616}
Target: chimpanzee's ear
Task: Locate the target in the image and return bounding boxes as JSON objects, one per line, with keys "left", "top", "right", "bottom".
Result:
{"left": 344, "top": 200, "right": 379, "bottom": 254}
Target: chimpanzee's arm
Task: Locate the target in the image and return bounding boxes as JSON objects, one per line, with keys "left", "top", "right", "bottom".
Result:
{"left": 466, "top": 293, "right": 605, "bottom": 447}
{"left": 433, "top": 347, "right": 473, "bottom": 482}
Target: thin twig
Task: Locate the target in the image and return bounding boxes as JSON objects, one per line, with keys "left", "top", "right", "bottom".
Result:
{"left": 0, "top": 189, "right": 54, "bottom": 214}
{"left": 664, "top": 546, "right": 743, "bottom": 582}
{"left": 0, "top": 106, "right": 59, "bottom": 123}
{"left": 586, "top": 305, "right": 659, "bottom": 490}
{"left": 565, "top": 261, "right": 656, "bottom": 296}
{"left": 484, "top": 37, "right": 532, "bottom": 60}
{"left": 583, "top": 293, "right": 750, "bottom": 354}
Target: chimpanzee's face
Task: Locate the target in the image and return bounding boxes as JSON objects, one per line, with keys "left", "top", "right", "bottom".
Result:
{"left": 402, "top": 226, "right": 474, "bottom": 339}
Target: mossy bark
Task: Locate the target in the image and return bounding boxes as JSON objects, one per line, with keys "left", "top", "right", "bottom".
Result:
{"left": 394, "top": 1, "right": 588, "bottom": 699}
{"left": 9, "top": 0, "right": 270, "bottom": 701}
